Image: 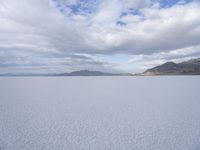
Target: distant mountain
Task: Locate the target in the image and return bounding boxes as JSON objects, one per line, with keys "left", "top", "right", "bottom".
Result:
{"left": 141, "top": 58, "right": 200, "bottom": 75}
{"left": 0, "top": 70, "right": 124, "bottom": 76}
{"left": 58, "top": 70, "right": 120, "bottom": 76}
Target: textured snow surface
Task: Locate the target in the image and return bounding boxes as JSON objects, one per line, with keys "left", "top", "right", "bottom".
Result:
{"left": 0, "top": 76, "right": 200, "bottom": 150}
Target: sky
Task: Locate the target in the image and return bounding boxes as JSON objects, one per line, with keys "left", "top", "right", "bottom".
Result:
{"left": 0, "top": 0, "right": 200, "bottom": 74}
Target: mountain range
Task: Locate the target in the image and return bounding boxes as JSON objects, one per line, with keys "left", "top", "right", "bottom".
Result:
{"left": 0, "top": 70, "right": 120, "bottom": 76}
{"left": 1, "top": 58, "right": 200, "bottom": 76}
{"left": 141, "top": 58, "right": 200, "bottom": 75}
{"left": 57, "top": 70, "right": 120, "bottom": 76}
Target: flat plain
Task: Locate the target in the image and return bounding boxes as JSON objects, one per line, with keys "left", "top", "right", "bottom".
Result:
{"left": 0, "top": 76, "right": 200, "bottom": 150}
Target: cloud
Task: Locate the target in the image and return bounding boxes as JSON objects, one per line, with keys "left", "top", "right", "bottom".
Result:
{"left": 0, "top": 0, "right": 200, "bottom": 73}
{"left": 94, "top": 1, "right": 200, "bottom": 54}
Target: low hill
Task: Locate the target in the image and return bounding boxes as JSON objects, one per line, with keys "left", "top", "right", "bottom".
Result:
{"left": 58, "top": 70, "right": 120, "bottom": 76}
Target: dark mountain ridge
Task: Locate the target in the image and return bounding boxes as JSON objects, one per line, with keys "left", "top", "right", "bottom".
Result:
{"left": 142, "top": 58, "right": 200, "bottom": 75}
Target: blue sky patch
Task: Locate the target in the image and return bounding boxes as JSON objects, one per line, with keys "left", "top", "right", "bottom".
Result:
{"left": 160, "top": 0, "right": 193, "bottom": 7}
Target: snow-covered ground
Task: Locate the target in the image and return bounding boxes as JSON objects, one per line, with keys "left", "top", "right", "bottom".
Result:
{"left": 0, "top": 76, "right": 200, "bottom": 150}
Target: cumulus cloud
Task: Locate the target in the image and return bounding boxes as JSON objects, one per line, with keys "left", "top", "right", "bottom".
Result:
{"left": 0, "top": 0, "right": 200, "bottom": 73}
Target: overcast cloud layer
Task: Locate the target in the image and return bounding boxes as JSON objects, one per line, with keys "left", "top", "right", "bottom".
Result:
{"left": 0, "top": 0, "right": 200, "bottom": 74}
